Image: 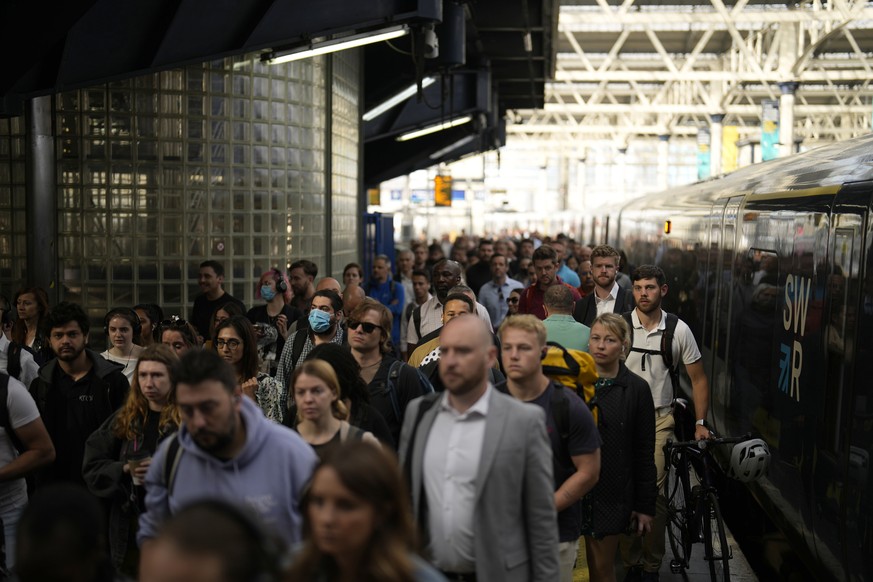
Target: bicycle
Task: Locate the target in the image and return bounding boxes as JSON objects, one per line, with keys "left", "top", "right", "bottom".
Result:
{"left": 663, "top": 432, "right": 752, "bottom": 582}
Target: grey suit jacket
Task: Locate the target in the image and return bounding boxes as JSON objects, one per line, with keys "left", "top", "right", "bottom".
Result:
{"left": 399, "top": 388, "right": 560, "bottom": 582}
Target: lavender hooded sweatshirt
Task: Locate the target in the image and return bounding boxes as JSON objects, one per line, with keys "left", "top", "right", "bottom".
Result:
{"left": 137, "top": 396, "right": 317, "bottom": 547}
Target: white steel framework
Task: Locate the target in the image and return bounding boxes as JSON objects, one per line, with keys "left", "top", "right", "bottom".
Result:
{"left": 509, "top": 0, "right": 873, "bottom": 147}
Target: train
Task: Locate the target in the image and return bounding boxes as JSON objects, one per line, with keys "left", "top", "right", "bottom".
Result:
{"left": 597, "top": 133, "right": 873, "bottom": 581}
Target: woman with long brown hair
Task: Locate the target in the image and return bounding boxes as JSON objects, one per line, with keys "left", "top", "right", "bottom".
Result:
{"left": 83, "top": 344, "right": 182, "bottom": 577}
{"left": 11, "top": 287, "right": 50, "bottom": 363}
{"left": 286, "top": 441, "right": 445, "bottom": 582}
{"left": 213, "top": 315, "right": 282, "bottom": 422}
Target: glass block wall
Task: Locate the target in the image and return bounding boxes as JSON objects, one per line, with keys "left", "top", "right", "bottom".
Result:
{"left": 48, "top": 53, "right": 359, "bottom": 335}
{"left": 330, "top": 50, "right": 361, "bottom": 280}
{"left": 0, "top": 117, "right": 26, "bottom": 290}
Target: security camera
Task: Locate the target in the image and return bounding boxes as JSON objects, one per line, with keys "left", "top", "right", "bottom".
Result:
{"left": 423, "top": 24, "right": 439, "bottom": 59}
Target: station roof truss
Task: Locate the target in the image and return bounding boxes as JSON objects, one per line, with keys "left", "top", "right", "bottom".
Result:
{"left": 508, "top": 0, "right": 873, "bottom": 147}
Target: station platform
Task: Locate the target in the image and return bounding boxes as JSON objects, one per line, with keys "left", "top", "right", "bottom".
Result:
{"left": 572, "top": 523, "right": 758, "bottom": 581}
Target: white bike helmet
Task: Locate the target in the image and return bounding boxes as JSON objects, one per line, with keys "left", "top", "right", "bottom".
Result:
{"left": 729, "top": 438, "right": 770, "bottom": 482}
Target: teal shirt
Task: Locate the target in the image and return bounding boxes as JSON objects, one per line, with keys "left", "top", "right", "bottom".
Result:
{"left": 543, "top": 314, "right": 591, "bottom": 352}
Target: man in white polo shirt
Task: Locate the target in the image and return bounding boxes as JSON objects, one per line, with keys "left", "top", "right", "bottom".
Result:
{"left": 620, "top": 264, "right": 710, "bottom": 582}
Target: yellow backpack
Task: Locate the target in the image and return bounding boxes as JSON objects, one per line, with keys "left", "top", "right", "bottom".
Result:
{"left": 541, "top": 341, "right": 600, "bottom": 425}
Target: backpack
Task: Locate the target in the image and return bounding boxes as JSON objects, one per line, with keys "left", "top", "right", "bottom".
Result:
{"left": 5, "top": 342, "right": 22, "bottom": 383}
{"left": 383, "top": 360, "right": 434, "bottom": 424}
{"left": 162, "top": 433, "right": 184, "bottom": 496}
{"left": 541, "top": 341, "right": 599, "bottom": 425}
{"left": 621, "top": 311, "right": 681, "bottom": 396}
{"left": 412, "top": 305, "right": 423, "bottom": 341}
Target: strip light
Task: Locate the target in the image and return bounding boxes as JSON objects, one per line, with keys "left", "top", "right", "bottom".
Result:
{"left": 363, "top": 77, "right": 436, "bottom": 122}
{"left": 429, "top": 135, "right": 476, "bottom": 159}
{"left": 396, "top": 115, "right": 473, "bottom": 142}
{"left": 264, "top": 25, "right": 409, "bottom": 65}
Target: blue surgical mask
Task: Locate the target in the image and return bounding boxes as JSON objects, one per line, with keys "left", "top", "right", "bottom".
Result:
{"left": 308, "top": 309, "right": 332, "bottom": 333}
{"left": 261, "top": 285, "right": 276, "bottom": 301}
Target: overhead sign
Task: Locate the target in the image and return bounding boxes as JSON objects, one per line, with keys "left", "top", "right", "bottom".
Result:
{"left": 435, "top": 175, "right": 452, "bottom": 207}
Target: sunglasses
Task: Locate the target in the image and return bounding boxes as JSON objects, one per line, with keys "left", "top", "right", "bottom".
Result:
{"left": 347, "top": 320, "right": 383, "bottom": 334}
{"left": 506, "top": 297, "right": 519, "bottom": 304}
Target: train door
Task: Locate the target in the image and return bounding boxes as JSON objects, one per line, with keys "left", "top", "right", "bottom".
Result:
{"left": 705, "top": 196, "right": 742, "bottom": 434}
{"left": 816, "top": 183, "right": 873, "bottom": 579}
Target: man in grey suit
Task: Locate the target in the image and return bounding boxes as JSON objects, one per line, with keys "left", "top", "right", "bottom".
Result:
{"left": 399, "top": 315, "right": 559, "bottom": 582}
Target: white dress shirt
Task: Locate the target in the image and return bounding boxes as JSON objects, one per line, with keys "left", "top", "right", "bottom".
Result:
{"left": 594, "top": 281, "right": 621, "bottom": 317}
{"left": 423, "top": 386, "right": 492, "bottom": 572}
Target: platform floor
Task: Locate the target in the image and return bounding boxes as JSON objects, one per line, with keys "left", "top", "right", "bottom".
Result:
{"left": 572, "top": 523, "right": 758, "bottom": 581}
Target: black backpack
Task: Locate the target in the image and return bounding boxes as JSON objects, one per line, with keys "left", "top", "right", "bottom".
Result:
{"left": 622, "top": 311, "right": 681, "bottom": 396}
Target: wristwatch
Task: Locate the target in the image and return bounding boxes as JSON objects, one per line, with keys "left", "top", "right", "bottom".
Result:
{"left": 695, "top": 419, "right": 706, "bottom": 427}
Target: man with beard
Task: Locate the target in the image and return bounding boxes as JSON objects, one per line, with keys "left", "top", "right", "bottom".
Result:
{"left": 619, "top": 265, "right": 710, "bottom": 582}
{"left": 405, "top": 259, "right": 463, "bottom": 353}
{"left": 190, "top": 260, "right": 245, "bottom": 340}
{"left": 275, "top": 290, "right": 345, "bottom": 422}
{"left": 573, "top": 245, "right": 635, "bottom": 326}
{"left": 519, "top": 245, "right": 581, "bottom": 321}
{"left": 138, "top": 349, "right": 317, "bottom": 557}
{"left": 30, "top": 302, "right": 129, "bottom": 486}
{"left": 287, "top": 259, "right": 318, "bottom": 315}
{"left": 400, "top": 316, "right": 559, "bottom": 581}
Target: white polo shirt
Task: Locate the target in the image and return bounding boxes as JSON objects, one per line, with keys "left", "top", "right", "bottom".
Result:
{"left": 625, "top": 309, "right": 701, "bottom": 409}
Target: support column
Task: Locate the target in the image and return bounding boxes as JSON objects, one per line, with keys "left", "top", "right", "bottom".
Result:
{"left": 25, "top": 96, "right": 58, "bottom": 302}
{"left": 779, "top": 82, "right": 799, "bottom": 158}
{"left": 657, "top": 134, "right": 670, "bottom": 191}
{"left": 710, "top": 114, "right": 724, "bottom": 177}
{"left": 616, "top": 147, "right": 627, "bottom": 202}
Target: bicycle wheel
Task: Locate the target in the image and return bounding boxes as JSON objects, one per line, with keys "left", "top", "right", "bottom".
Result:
{"left": 664, "top": 451, "right": 692, "bottom": 571}
{"left": 702, "top": 492, "right": 731, "bottom": 582}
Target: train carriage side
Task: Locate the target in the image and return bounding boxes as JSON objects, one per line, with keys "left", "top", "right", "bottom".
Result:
{"left": 608, "top": 134, "right": 873, "bottom": 580}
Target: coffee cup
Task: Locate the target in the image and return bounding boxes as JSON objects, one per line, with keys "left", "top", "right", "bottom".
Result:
{"left": 127, "top": 450, "right": 151, "bottom": 486}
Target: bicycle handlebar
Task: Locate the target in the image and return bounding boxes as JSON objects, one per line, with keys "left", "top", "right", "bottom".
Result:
{"left": 665, "top": 433, "right": 753, "bottom": 451}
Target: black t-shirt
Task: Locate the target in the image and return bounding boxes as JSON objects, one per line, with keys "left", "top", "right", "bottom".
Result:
{"left": 528, "top": 382, "right": 601, "bottom": 542}
{"left": 366, "top": 357, "right": 429, "bottom": 448}
{"left": 465, "top": 261, "right": 492, "bottom": 296}
{"left": 191, "top": 292, "right": 246, "bottom": 339}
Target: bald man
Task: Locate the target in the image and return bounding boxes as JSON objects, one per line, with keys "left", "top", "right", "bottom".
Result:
{"left": 400, "top": 316, "right": 559, "bottom": 581}
{"left": 343, "top": 283, "right": 366, "bottom": 316}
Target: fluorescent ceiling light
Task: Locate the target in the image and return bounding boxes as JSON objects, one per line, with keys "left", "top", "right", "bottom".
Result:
{"left": 429, "top": 135, "right": 476, "bottom": 159}
{"left": 396, "top": 115, "right": 473, "bottom": 142}
{"left": 363, "top": 77, "right": 436, "bottom": 122}
{"left": 265, "top": 25, "right": 409, "bottom": 65}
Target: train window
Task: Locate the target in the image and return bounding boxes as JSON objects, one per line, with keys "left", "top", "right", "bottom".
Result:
{"left": 726, "top": 248, "right": 780, "bottom": 434}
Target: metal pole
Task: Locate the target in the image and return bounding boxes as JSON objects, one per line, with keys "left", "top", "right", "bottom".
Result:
{"left": 25, "top": 95, "right": 58, "bottom": 303}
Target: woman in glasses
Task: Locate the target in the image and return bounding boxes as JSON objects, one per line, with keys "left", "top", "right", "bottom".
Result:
{"left": 213, "top": 316, "right": 282, "bottom": 422}
{"left": 204, "top": 302, "right": 245, "bottom": 350}
{"left": 158, "top": 317, "right": 200, "bottom": 357}
{"left": 290, "top": 359, "right": 377, "bottom": 460}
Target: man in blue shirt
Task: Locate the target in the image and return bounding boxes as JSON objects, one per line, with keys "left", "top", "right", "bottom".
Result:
{"left": 366, "top": 254, "right": 405, "bottom": 351}
{"left": 553, "top": 240, "right": 581, "bottom": 288}
{"left": 478, "top": 253, "right": 523, "bottom": 329}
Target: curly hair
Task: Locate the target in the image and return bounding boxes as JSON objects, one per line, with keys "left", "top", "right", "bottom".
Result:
{"left": 113, "top": 344, "right": 181, "bottom": 441}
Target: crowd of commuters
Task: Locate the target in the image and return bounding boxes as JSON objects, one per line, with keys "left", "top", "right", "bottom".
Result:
{"left": 0, "top": 232, "right": 713, "bottom": 582}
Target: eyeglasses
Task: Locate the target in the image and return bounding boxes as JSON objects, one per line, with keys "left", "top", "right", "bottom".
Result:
{"left": 506, "top": 297, "right": 519, "bottom": 304}
{"left": 347, "top": 320, "right": 383, "bottom": 334}
{"left": 215, "top": 338, "right": 242, "bottom": 350}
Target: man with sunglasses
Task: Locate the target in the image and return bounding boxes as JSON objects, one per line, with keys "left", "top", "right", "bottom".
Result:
{"left": 479, "top": 253, "right": 524, "bottom": 329}
{"left": 347, "top": 299, "right": 432, "bottom": 447}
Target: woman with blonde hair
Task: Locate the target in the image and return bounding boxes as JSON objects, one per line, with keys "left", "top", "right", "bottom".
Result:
{"left": 83, "top": 344, "right": 182, "bottom": 577}
{"left": 582, "top": 313, "right": 656, "bottom": 581}
{"left": 291, "top": 359, "right": 377, "bottom": 459}
{"left": 286, "top": 441, "right": 445, "bottom": 582}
